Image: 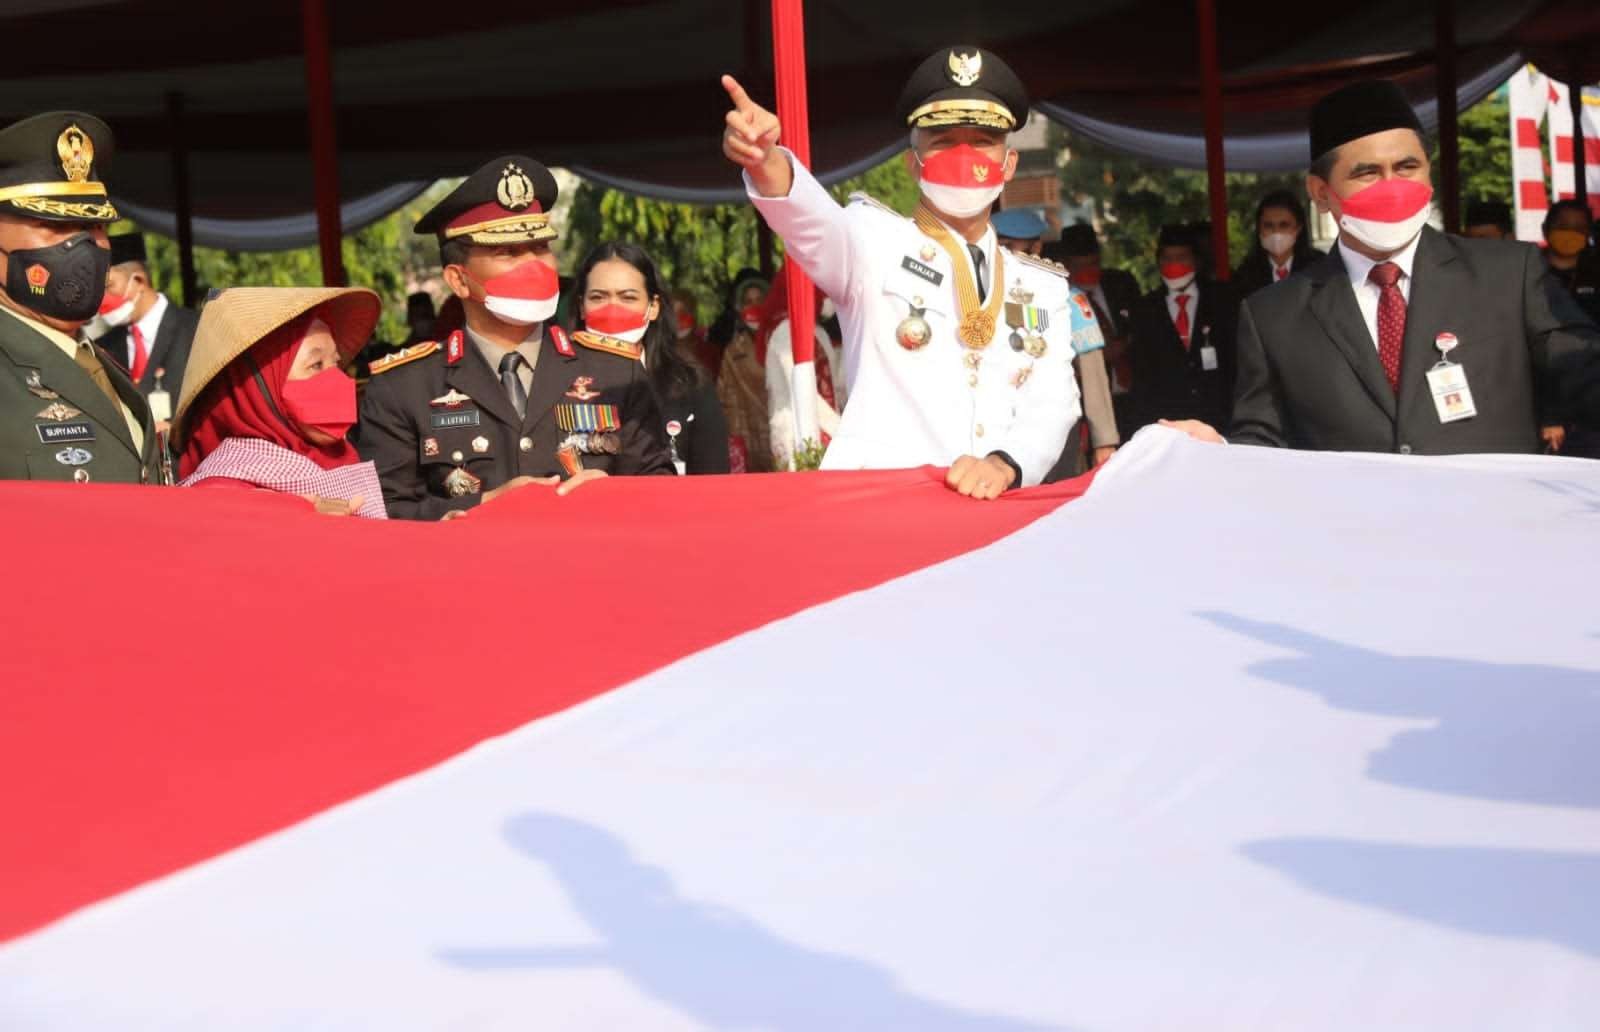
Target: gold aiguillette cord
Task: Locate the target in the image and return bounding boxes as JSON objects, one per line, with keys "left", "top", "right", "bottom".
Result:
{"left": 912, "top": 202, "right": 1005, "bottom": 350}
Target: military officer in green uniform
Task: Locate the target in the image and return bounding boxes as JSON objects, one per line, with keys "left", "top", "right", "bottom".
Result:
{"left": 359, "top": 155, "right": 673, "bottom": 520}
{"left": 0, "top": 112, "right": 163, "bottom": 485}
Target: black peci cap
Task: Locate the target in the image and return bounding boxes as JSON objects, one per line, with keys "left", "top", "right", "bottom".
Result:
{"left": 414, "top": 155, "right": 560, "bottom": 243}
{"left": 108, "top": 232, "right": 146, "bottom": 265}
{"left": 897, "top": 46, "right": 1028, "bottom": 133}
{"left": 0, "top": 111, "right": 118, "bottom": 223}
{"left": 1056, "top": 223, "right": 1101, "bottom": 257}
{"left": 1309, "top": 79, "right": 1424, "bottom": 165}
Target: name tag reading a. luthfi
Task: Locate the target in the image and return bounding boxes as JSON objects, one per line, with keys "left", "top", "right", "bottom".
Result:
{"left": 900, "top": 256, "right": 944, "bottom": 286}
{"left": 429, "top": 409, "right": 481, "bottom": 430}
{"left": 36, "top": 421, "right": 95, "bottom": 444}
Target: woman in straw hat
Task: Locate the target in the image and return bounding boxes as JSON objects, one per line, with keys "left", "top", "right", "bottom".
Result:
{"left": 172, "top": 286, "right": 386, "bottom": 518}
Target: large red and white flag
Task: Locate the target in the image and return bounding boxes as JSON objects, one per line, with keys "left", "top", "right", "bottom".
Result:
{"left": 3, "top": 430, "right": 1598, "bottom": 1029}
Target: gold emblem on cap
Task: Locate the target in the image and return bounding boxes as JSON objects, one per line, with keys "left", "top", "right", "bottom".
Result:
{"left": 947, "top": 50, "right": 982, "bottom": 87}
{"left": 57, "top": 124, "right": 93, "bottom": 183}
{"left": 497, "top": 163, "right": 535, "bottom": 211}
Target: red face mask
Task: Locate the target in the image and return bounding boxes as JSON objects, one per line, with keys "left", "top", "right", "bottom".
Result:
{"left": 282, "top": 366, "right": 356, "bottom": 441}
{"left": 917, "top": 144, "right": 1006, "bottom": 218}
{"left": 675, "top": 310, "right": 696, "bottom": 337}
{"left": 1159, "top": 261, "right": 1196, "bottom": 282}
{"left": 740, "top": 304, "right": 763, "bottom": 331}
{"left": 584, "top": 303, "right": 651, "bottom": 344}
{"left": 472, "top": 259, "right": 560, "bottom": 326}
{"left": 1072, "top": 267, "right": 1102, "bottom": 288}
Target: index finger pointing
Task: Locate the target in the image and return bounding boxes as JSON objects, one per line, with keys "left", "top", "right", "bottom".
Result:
{"left": 721, "top": 74, "right": 755, "bottom": 112}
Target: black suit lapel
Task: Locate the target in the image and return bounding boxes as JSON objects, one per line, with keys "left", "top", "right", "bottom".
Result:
{"left": 1396, "top": 229, "right": 1457, "bottom": 420}
{"left": 444, "top": 340, "right": 522, "bottom": 428}
{"left": 144, "top": 309, "right": 178, "bottom": 389}
{"left": 524, "top": 331, "right": 580, "bottom": 433}
{"left": 1306, "top": 248, "right": 1397, "bottom": 421}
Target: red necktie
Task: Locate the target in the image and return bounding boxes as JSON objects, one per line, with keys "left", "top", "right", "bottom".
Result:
{"left": 1173, "top": 294, "right": 1191, "bottom": 349}
{"left": 130, "top": 324, "right": 149, "bottom": 382}
{"left": 1368, "top": 261, "right": 1405, "bottom": 393}
{"left": 1275, "top": 264, "right": 1289, "bottom": 281}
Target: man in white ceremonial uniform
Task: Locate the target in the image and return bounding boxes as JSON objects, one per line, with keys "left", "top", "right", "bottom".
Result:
{"left": 721, "top": 46, "right": 1080, "bottom": 499}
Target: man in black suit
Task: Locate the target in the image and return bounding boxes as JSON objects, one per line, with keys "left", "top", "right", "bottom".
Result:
{"left": 1164, "top": 79, "right": 1600, "bottom": 454}
{"left": 1045, "top": 223, "right": 1142, "bottom": 440}
{"left": 94, "top": 233, "right": 195, "bottom": 431}
{"left": 1129, "top": 224, "right": 1238, "bottom": 433}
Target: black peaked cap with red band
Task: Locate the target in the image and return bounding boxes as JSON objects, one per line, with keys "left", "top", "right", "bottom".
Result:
{"left": 415, "top": 155, "right": 559, "bottom": 244}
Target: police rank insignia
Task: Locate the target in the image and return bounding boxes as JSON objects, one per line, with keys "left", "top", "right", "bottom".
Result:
{"left": 497, "top": 163, "right": 535, "bottom": 211}
{"left": 947, "top": 50, "right": 982, "bottom": 87}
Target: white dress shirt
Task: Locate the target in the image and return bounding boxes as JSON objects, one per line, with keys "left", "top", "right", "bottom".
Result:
{"left": 1337, "top": 234, "right": 1420, "bottom": 352}
{"left": 131, "top": 291, "right": 169, "bottom": 370}
{"left": 1165, "top": 281, "right": 1200, "bottom": 345}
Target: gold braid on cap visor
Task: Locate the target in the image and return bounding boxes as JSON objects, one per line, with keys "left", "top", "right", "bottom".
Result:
{"left": 907, "top": 99, "right": 1016, "bottom": 131}
{"left": 0, "top": 179, "right": 118, "bottom": 220}
{"left": 443, "top": 211, "right": 556, "bottom": 243}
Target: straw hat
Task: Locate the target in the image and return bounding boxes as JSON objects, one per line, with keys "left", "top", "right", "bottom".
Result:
{"left": 173, "top": 286, "right": 382, "bottom": 445}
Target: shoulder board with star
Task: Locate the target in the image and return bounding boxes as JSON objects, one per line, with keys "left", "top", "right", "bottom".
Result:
{"left": 572, "top": 330, "right": 643, "bottom": 361}
{"left": 846, "top": 192, "right": 910, "bottom": 221}
{"left": 1006, "top": 250, "right": 1071, "bottom": 280}
{"left": 368, "top": 340, "right": 441, "bottom": 375}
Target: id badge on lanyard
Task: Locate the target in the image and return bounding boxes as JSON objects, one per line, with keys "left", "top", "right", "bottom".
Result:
{"left": 1425, "top": 332, "right": 1477, "bottom": 424}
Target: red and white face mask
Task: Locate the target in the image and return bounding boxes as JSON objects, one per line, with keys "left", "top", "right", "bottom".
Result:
{"left": 915, "top": 144, "right": 1007, "bottom": 218}
{"left": 1159, "top": 261, "right": 1196, "bottom": 292}
{"left": 585, "top": 303, "right": 651, "bottom": 345}
{"left": 97, "top": 289, "right": 136, "bottom": 328}
{"left": 471, "top": 259, "right": 559, "bottom": 326}
{"left": 1328, "top": 178, "right": 1432, "bottom": 253}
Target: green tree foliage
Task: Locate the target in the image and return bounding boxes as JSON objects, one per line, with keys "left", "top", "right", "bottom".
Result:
{"left": 1452, "top": 92, "right": 1512, "bottom": 206}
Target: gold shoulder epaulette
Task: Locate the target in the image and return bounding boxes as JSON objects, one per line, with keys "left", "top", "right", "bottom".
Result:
{"left": 847, "top": 192, "right": 909, "bottom": 220}
{"left": 572, "top": 330, "right": 644, "bottom": 361}
{"left": 1008, "top": 249, "right": 1070, "bottom": 280}
{"left": 368, "top": 340, "right": 440, "bottom": 374}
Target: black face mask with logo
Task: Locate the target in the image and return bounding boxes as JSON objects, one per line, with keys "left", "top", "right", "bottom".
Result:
{"left": 3, "top": 232, "right": 110, "bottom": 323}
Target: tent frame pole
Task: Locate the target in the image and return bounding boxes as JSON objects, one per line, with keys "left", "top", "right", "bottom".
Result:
{"left": 1436, "top": 0, "right": 1460, "bottom": 233}
{"left": 301, "top": 0, "right": 345, "bottom": 287}
{"left": 772, "top": 0, "right": 819, "bottom": 461}
{"left": 165, "top": 91, "right": 198, "bottom": 307}
{"left": 1572, "top": 73, "right": 1590, "bottom": 211}
{"left": 1196, "top": 0, "right": 1229, "bottom": 280}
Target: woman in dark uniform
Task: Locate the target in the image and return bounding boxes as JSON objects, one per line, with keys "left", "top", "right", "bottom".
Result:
{"left": 570, "top": 243, "right": 730, "bottom": 474}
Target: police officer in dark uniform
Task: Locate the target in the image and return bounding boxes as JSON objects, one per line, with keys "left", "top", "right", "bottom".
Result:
{"left": 359, "top": 155, "right": 674, "bottom": 520}
{"left": 0, "top": 112, "right": 163, "bottom": 485}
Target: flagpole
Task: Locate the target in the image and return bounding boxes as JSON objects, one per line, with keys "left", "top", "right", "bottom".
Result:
{"left": 772, "top": 0, "right": 820, "bottom": 461}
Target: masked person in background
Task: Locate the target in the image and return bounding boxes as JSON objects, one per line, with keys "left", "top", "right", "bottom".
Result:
{"left": 1129, "top": 225, "right": 1239, "bottom": 436}
{"left": 172, "top": 287, "right": 385, "bottom": 517}
{"left": 92, "top": 232, "right": 196, "bottom": 430}
{"left": 722, "top": 46, "right": 1082, "bottom": 498}
{"left": 1542, "top": 200, "right": 1600, "bottom": 324}
{"left": 360, "top": 156, "right": 673, "bottom": 520}
{"left": 1164, "top": 80, "right": 1600, "bottom": 454}
{"left": 0, "top": 112, "right": 164, "bottom": 485}
{"left": 573, "top": 243, "right": 729, "bottom": 475}
{"left": 714, "top": 272, "right": 773, "bottom": 472}
{"left": 1231, "top": 189, "right": 1320, "bottom": 296}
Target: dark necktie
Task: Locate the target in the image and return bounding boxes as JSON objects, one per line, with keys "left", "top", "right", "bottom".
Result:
{"left": 967, "top": 243, "right": 987, "bottom": 304}
{"left": 1368, "top": 261, "right": 1406, "bottom": 393}
{"left": 499, "top": 351, "right": 528, "bottom": 420}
